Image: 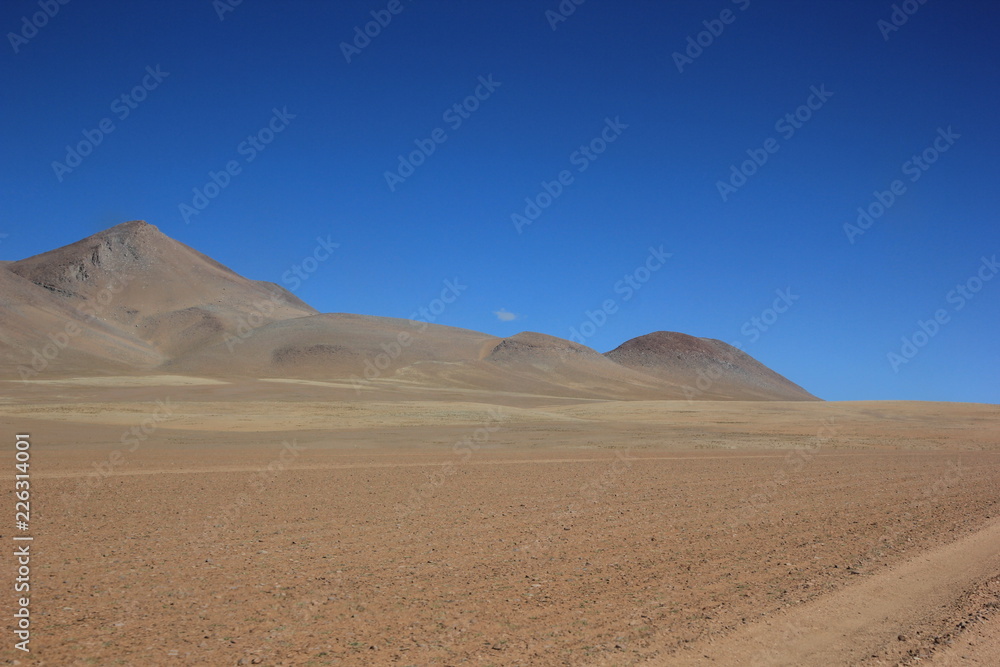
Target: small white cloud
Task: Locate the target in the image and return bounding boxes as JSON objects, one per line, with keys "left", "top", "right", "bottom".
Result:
{"left": 494, "top": 308, "right": 518, "bottom": 322}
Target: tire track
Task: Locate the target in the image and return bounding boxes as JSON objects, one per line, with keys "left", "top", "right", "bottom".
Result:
{"left": 651, "top": 517, "right": 1000, "bottom": 665}
{"left": 36, "top": 451, "right": 880, "bottom": 479}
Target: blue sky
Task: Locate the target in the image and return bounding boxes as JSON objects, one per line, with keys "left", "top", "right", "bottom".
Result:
{"left": 2, "top": 0, "right": 997, "bottom": 403}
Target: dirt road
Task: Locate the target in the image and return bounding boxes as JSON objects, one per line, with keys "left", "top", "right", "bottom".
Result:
{"left": 658, "top": 518, "right": 1000, "bottom": 665}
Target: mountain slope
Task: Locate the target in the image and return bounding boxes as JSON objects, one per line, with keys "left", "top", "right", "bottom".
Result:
{"left": 0, "top": 262, "right": 160, "bottom": 377}
{"left": 165, "top": 312, "right": 496, "bottom": 383}
{"left": 6, "top": 220, "right": 315, "bottom": 358}
{"left": 1, "top": 221, "right": 818, "bottom": 401}
{"left": 604, "top": 331, "right": 818, "bottom": 401}
{"left": 481, "top": 331, "right": 672, "bottom": 399}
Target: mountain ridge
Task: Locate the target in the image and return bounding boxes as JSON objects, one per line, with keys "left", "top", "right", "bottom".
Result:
{"left": 0, "top": 221, "right": 818, "bottom": 400}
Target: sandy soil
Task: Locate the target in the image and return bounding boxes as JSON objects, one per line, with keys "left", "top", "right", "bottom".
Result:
{"left": 0, "top": 379, "right": 997, "bottom": 666}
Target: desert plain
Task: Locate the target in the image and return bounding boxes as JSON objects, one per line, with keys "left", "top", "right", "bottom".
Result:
{"left": 1, "top": 222, "right": 998, "bottom": 665}
{"left": 1, "top": 377, "right": 998, "bottom": 666}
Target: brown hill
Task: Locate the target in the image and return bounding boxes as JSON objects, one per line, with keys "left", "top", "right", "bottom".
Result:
{"left": 0, "top": 260, "right": 159, "bottom": 378}
{"left": 482, "top": 331, "right": 671, "bottom": 399}
{"left": 1, "top": 221, "right": 818, "bottom": 401}
{"left": 6, "top": 220, "right": 314, "bottom": 358}
{"left": 165, "top": 312, "right": 496, "bottom": 385}
{"left": 604, "top": 331, "right": 818, "bottom": 401}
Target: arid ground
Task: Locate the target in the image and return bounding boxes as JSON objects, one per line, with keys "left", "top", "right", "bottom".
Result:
{"left": 2, "top": 377, "right": 997, "bottom": 666}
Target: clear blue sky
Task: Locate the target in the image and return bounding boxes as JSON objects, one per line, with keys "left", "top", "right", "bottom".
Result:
{"left": 2, "top": 0, "right": 997, "bottom": 403}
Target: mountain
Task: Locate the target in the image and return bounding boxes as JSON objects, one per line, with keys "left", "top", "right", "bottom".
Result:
{"left": 604, "top": 331, "right": 817, "bottom": 401}
{"left": 0, "top": 258, "right": 157, "bottom": 375}
{"left": 481, "top": 331, "right": 672, "bottom": 399}
{"left": 0, "top": 221, "right": 818, "bottom": 400}
{"left": 6, "top": 221, "right": 314, "bottom": 358}
{"left": 165, "top": 312, "right": 496, "bottom": 383}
